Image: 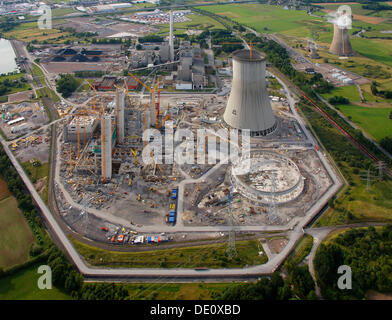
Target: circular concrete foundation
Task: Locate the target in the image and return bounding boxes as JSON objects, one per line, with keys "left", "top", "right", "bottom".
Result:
{"left": 231, "top": 151, "right": 304, "bottom": 205}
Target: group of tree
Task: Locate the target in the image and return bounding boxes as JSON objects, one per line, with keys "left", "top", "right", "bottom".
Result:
{"left": 56, "top": 74, "right": 79, "bottom": 98}
{"left": 380, "top": 135, "right": 392, "bottom": 154}
{"left": 0, "top": 75, "right": 28, "bottom": 97}
{"left": 218, "top": 272, "right": 292, "bottom": 300}
{"left": 362, "top": 2, "right": 392, "bottom": 11}
{"left": 328, "top": 95, "right": 350, "bottom": 105}
{"left": 371, "top": 81, "right": 392, "bottom": 99}
{"left": 218, "top": 263, "right": 317, "bottom": 300}
{"left": 138, "top": 34, "right": 164, "bottom": 43}
{"left": 314, "top": 225, "right": 392, "bottom": 299}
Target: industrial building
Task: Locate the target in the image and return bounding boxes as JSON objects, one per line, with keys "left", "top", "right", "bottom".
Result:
{"left": 223, "top": 49, "right": 276, "bottom": 136}
{"left": 329, "top": 23, "right": 354, "bottom": 57}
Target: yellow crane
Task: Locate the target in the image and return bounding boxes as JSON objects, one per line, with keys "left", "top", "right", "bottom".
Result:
{"left": 85, "top": 80, "right": 96, "bottom": 112}
{"left": 130, "top": 148, "right": 138, "bottom": 165}
{"left": 128, "top": 72, "right": 159, "bottom": 128}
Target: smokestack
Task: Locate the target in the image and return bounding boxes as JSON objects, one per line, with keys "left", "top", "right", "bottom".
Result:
{"left": 169, "top": 10, "right": 174, "bottom": 61}
{"left": 223, "top": 49, "right": 276, "bottom": 136}
{"left": 329, "top": 23, "right": 354, "bottom": 57}
{"left": 101, "top": 115, "right": 112, "bottom": 180}
{"left": 116, "top": 90, "right": 125, "bottom": 144}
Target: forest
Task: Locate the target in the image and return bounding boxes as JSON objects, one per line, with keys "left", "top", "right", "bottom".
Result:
{"left": 314, "top": 225, "right": 392, "bottom": 299}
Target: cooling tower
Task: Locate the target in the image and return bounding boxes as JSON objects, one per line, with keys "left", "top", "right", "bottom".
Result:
{"left": 329, "top": 24, "right": 354, "bottom": 57}
{"left": 223, "top": 49, "right": 276, "bottom": 136}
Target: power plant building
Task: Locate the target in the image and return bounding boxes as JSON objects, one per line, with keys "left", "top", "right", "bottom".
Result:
{"left": 223, "top": 49, "right": 276, "bottom": 136}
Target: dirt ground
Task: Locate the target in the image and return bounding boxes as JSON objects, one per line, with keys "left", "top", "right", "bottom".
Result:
{"left": 42, "top": 62, "right": 109, "bottom": 73}
{"left": 268, "top": 238, "right": 288, "bottom": 254}
{"left": 366, "top": 290, "right": 392, "bottom": 300}
{"left": 7, "top": 91, "right": 34, "bottom": 103}
{"left": 0, "top": 178, "right": 10, "bottom": 201}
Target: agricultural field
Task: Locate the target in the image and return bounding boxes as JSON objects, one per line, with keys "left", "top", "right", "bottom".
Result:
{"left": 156, "top": 12, "right": 226, "bottom": 36}
{"left": 0, "top": 196, "right": 35, "bottom": 270}
{"left": 71, "top": 238, "right": 268, "bottom": 269}
{"left": 199, "top": 4, "right": 317, "bottom": 35}
{"left": 3, "top": 22, "right": 75, "bottom": 44}
{"left": 0, "top": 262, "right": 71, "bottom": 300}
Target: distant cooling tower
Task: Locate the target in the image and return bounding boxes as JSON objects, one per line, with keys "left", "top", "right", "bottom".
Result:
{"left": 329, "top": 24, "right": 354, "bottom": 57}
{"left": 223, "top": 49, "right": 276, "bottom": 136}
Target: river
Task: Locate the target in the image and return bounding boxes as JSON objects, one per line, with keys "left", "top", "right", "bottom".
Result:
{"left": 0, "top": 38, "right": 18, "bottom": 75}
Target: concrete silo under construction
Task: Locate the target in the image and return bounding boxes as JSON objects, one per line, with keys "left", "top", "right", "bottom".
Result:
{"left": 329, "top": 23, "right": 354, "bottom": 57}
{"left": 223, "top": 49, "right": 276, "bottom": 136}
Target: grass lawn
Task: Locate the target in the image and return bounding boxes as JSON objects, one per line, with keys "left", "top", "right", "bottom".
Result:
{"left": 287, "top": 234, "right": 313, "bottom": 265}
{"left": 315, "top": 175, "right": 392, "bottom": 227}
{"left": 336, "top": 104, "right": 392, "bottom": 141}
{"left": 322, "top": 85, "right": 361, "bottom": 102}
{"left": 22, "top": 161, "right": 49, "bottom": 182}
{"left": 350, "top": 38, "right": 392, "bottom": 68}
{"left": 71, "top": 238, "right": 268, "bottom": 269}
{"left": 0, "top": 196, "right": 35, "bottom": 270}
{"left": 0, "top": 262, "right": 71, "bottom": 300}
{"left": 125, "top": 282, "right": 242, "bottom": 300}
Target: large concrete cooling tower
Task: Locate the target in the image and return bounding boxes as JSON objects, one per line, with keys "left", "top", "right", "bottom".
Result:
{"left": 223, "top": 49, "right": 276, "bottom": 136}
{"left": 329, "top": 24, "right": 354, "bottom": 57}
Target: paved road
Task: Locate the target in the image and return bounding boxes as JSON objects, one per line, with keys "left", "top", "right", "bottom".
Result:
{"left": 1, "top": 35, "right": 345, "bottom": 281}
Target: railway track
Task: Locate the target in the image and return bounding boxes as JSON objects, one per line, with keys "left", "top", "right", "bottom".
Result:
{"left": 269, "top": 66, "right": 391, "bottom": 178}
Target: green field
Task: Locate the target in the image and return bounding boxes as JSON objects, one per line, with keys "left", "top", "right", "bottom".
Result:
{"left": 315, "top": 176, "right": 392, "bottom": 227}
{"left": 322, "top": 85, "right": 361, "bottom": 102}
{"left": 125, "top": 282, "right": 242, "bottom": 300}
{"left": 199, "top": 4, "right": 317, "bottom": 34}
{"left": 351, "top": 38, "right": 392, "bottom": 68}
{"left": 72, "top": 238, "right": 267, "bottom": 269}
{"left": 336, "top": 104, "right": 392, "bottom": 141}
{"left": 0, "top": 262, "right": 71, "bottom": 300}
{"left": 0, "top": 196, "right": 35, "bottom": 270}
{"left": 0, "top": 73, "right": 32, "bottom": 96}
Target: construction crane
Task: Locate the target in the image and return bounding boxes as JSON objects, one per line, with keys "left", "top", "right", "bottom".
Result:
{"left": 156, "top": 113, "right": 171, "bottom": 130}
{"left": 128, "top": 72, "right": 159, "bottom": 128}
{"left": 130, "top": 148, "right": 138, "bottom": 165}
{"left": 85, "top": 80, "right": 96, "bottom": 112}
